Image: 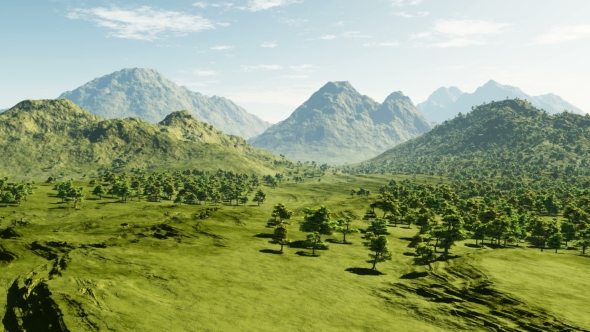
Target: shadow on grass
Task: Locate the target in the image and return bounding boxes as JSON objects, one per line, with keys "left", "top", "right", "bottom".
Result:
{"left": 399, "top": 237, "right": 414, "bottom": 242}
{"left": 400, "top": 271, "right": 429, "bottom": 279}
{"left": 295, "top": 251, "right": 319, "bottom": 257}
{"left": 326, "top": 239, "right": 353, "bottom": 245}
{"left": 345, "top": 267, "right": 383, "bottom": 276}
{"left": 402, "top": 252, "right": 415, "bottom": 256}
{"left": 464, "top": 243, "right": 484, "bottom": 248}
{"left": 435, "top": 255, "right": 461, "bottom": 262}
{"left": 254, "top": 233, "right": 274, "bottom": 239}
{"left": 259, "top": 249, "right": 283, "bottom": 255}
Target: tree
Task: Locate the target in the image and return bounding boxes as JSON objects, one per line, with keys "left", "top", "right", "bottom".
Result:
{"left": 304, "top": 232, "right": 322, "bottom": 256}
{"left": 253, "top": 189, "right": 266, "bottom": 206}
{"left": 350, "top": 189, "right": 356, "bottom": 198}
{"left": 547, "top": 232, "right": 563, "bottom": 253}
{"left": 366, "top": 218, "right": 388, "bottom": 235}
{"left": 561, "top": 221, "right": 576, "bottom": 247}
{"left": 239, "top": 196, "right": 249, "bottom": 206}
{"left": 272, "top": 225, "right": 290, "bottom": 252}
{"left": 299, "top": 206, "right": 333, "bottom": 241}
{"left": 69, "top": 187, "right": 84, "bottom": 209}
{"left": 439, "top": 209, "right": 467, "bottom": 257}
{"left": 174, "top": 194, "right": 185, "bottom": 205}
{"left": 364, "top": 232, "right": 393, "bottom": 271}
{"left": 332, "top": 217, "right": 359, "bottom": 243}
{"left": 414, "top": 243, "right": 437, "bottom": 271}
{"left": 92, "top": 185, "right": 106, "bottom": 199}
{"left": 269, "top": 203, "right": 293, "bottom": 227}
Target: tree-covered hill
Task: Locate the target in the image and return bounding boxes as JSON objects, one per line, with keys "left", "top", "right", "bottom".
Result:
{"left": 58, "top": 68, "right": 271, "bottom": 139}
{"left": 249, "top": 82, "right": 434, "bottom": 165}
{"left": 0, "top": 100, "right": 282, "bottom": 179}
{"left": 353, "top": 99, "right": 590, "bottom": 181}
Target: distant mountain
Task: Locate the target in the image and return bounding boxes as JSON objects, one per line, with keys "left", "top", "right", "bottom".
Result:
{"left": 418, "top": 80, "right": 584, "bottom": 123}
{"left": 248, "top": 82, "right": 433, "bottom": 165}
{"left": 58, "top": 68, "right": 271, "bottom": 139}
{"left": 357, "top": 99, "right": 590, "bottom": 178}
{"left": 0, "top": 99, "right": 280, "bottom": 179}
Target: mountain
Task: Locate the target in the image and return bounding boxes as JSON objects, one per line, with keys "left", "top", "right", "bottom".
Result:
{"left": 416, "top": 87, "right": 463, "bottom": 123}
{"left": 357, "top": 99, "right": 590, "bottom": 179}
{"left": 418, "top": 80, "right": 585, "bottom": 123}
{"left": 0, "top": 99, "right": 281, "bottom": 179}
{"left": 58, "top": 68, "right": 271, "bottom": 139}
{"left": 248, "top": 82, "right": 434, "bottom": 165}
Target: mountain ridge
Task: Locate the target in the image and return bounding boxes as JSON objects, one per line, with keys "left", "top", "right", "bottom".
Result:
{"left": 249, "top": 81, "right": 434, "bottom": 165}
{"left": 58, "top": 68, "right": 271, "bottom": 139}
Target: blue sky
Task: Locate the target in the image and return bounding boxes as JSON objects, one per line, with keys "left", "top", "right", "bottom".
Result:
{"left": 2, "top": 0, "right": 590, "bottom": 123}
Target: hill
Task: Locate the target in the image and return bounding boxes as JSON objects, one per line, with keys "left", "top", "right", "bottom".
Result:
{"left": 0, "top": 99, "right": 281, "bottom": 179}
{"left": 58, "top": 68, "right": 271, "bottom": 139}
{"left": 356, "top": 99, "right": 590, "bottom": 180}
{"left": 418, "top": 80, "right": 585, "bottom": 123}
{"left": 249, "top": 82, "right": 433, "bottom": 165}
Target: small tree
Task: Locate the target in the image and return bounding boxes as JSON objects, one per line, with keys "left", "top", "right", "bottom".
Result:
{"left": 332, "top": 217, "right": 359, "bottom": 243}
{"left": 299, "top": 206, "right": 333, "bottom": 241}
{"left": 272, "top": 225, "right": 290, "bottom": 252}
{"left": 547, "top": 232, "right": 563, "bottom": 253}
{"left": 174, "top": 194, "right": 185, "bottom": 205}
{"left": 304, "top": 232, "right": 322, "bottom": 256}
{"left": 253, "top": 189, "right": 266, "bottom": 206}
{"left": 364, "top": 232, "right": 393, "bottom": 271}
{"left": 239, "top": 196, "right": 249, "bottom": 206}
{"left": 366, "top": 218, "right": 388, "bottom": 235}
{"left": 268, "top": 203, "right": 293, "bottom": 227}
{"left": 92, "top": 185, "right": 106, "bottom": 200}
{"left": 414, "top": 243, "right": 437, "bottom": 271}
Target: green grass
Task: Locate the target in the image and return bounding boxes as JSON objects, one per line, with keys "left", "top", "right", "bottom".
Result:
{"left": 1, "top": 174, "right": 589, "bottom": 331}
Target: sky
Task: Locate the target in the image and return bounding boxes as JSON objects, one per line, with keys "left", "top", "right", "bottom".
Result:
{"left": 1, "top": 0, "right": 590, "bottom": 123}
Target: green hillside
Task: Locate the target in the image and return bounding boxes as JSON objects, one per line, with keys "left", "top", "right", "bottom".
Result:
{"left": 354, "top": 99, "right": 590, "bottom": 181}
{"left": 0, "top": 100, "right": 281, "bottom": 179}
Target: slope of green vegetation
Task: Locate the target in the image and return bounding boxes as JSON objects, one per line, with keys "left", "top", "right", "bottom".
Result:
{"left": 1, "top": 170, "right": 588, "bottom": 331}
{"left": 0, "top": 100, "right": 283, "bottom": 179}
{"left": 354, "top": 99, "right": 590, "bottom": 182}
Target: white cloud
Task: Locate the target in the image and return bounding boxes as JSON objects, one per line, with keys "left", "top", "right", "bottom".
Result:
{"left": 242, "top": 64, "right": 284, "bottom": 72}
{"left": 280, "top": 17, "right": 308, "bottom": 26}
{"left": 319, "top": 35, "right": 336, "bottom": 40}
{"left": 289, "top": 64, "right": 319, "bottom": 72}
{"left": 389, "top": 0, "right": 422, "bottom": 7}
{"left": 413, "top": 19, "right": 511, "bottom": 48}
{"left": 261, "top": 41, "right": 278, "bottom": 48}
{"left": 342, "top": 31, "right": 372, "bottom": 38}
{"left": 216, "top": 22, "right": 231, "bottom": 27}
{"left": 334, "top": 21, "right": 344, "bottom": 26}
{"left": 433, "top": 19, "right": 510, "bottom": 36}
{"left": 244, "top": 0, "right": 302, "bottom": 12}
{"left": 363, "top": 41, "right": 400, "bottom": 47}
{"left": 193, "top": 70, "right": 218, "bottom": 76}
{"left": 393, "top": 11, "right": 428, "bottom": 18}
{"left": 193, "top": 2, "right": 208, "bottom": 8}
{"left": 531, "top": 25, "right": 590, "bottom": 45}
{"left": 66, "top": 6, "right": 215, "bottom": 41}
{"left": 192, "top": 2, "right": 234, "bottom": 9}
{"left": 210, "top": 45, "right": 234, "bottom": 50}
{"left": 282, "top": 75, "right": 308, "bottom": 79}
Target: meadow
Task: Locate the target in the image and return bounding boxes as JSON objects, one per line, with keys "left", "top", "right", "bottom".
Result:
{"left": 1, "top": 173, "right": 588, "bottom": 331}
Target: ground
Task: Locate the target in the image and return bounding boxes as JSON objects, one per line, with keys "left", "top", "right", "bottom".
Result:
{"left": 0, "top": 173, "right": 588, "bottom": 331}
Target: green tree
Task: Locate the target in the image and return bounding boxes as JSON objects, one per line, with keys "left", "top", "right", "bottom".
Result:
{"left": 239, "top": 196, "right": 249, "bottom": 206}
{"left": 272, "top": 225, "right": 290, "bottom": 252}
{"left": 92, "top": 185, "right": 106, "bottom": 200}
{"left": 269, "top": 203, "right": 293, "bottom": 227}
{"left": 366, "top": 218, "right": 388, "bottom": 235}
{"left": 547, "top": 232, "right": 564, "bottom": 253}
{"left": 439, "top": 209, "right": 467, "bottom": 257}
{"left": 253, "top": 189, "right": 266, "bottom": 206}
{"left": 304, "top": 232, "right": 322, "bottom": 256}
{"left": 364, "top": 232, "right": 393, "bottom": 271}
{"left": 299, "top": 206, "right": 333, "bottom": 241}
{"left": 332, "top": 217, "right": 359, "bottom": 243}
{"left": 414, "top": 243, "right": 437, "bottom": 271}
{"left": 561, "top": 221, "right": 577, "bottom": 247}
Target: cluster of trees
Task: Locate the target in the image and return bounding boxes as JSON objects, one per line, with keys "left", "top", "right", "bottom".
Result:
{"left": 53, "top": 181, "right": 85, "bottom": 208}
{"left": 358, "top": 178, "right": 590, "bottom": 269}
{"left": 0, "top": 177, "right": 34, "bottom": 206}
{"left": 268, "top": 204, "right": 391, "bottom": 271}
{"left": 88, "top": 169, "right": 270, "bottom": 207}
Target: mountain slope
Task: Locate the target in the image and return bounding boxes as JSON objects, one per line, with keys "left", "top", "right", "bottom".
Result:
{"left": 357, "top": 99, "right": 590, "bottom": 180}
{"left": 416, "top": 86, "right": 463, "bottom": 123}
{"left": 0, "top": 99, "right": 281, "bottom": 179}
{"left": 249, "top": 82, "right": 433, "bottom": 165}
{"left": 58, "top": 68, "right": 271, "bottom": 139}
{"left": 418, "top": 80, "right": 584, "bottom": 123}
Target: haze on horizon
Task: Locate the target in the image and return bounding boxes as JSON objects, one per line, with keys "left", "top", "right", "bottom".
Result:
{"left": 1, "top": 0, "right": 589, "bottom": 123}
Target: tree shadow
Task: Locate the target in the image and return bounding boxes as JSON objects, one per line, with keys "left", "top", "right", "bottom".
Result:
{"left": 402, "top": 252, "right": 415, "bottom": 256}
{"left": 289, "top": 240, "right": 307, "bottom": 249}
{"left": 259, "top": 249, "right": 283, "bottom": 255}
{"left": 295, "top": 251, "right": 319, "bottom": 257}
{"left": 254, "top": 233, "right": 274, "bottom": 239}
{"left": 325, "top": 239, "right": 353, "bottom": 245}
{"left": 400, "top": 271, "right": 429, "bottom": 279}
{"left": 345, "top": 267, "right": 383, "bottom": 276}
{"left": 464, "top": 243, "right": 484, "bottom": 248}
{"left": 435, "top": 255, "right": 461, "bottom": 262}
{"left": 399, "top": 237, "right": 414, "bottom": 242}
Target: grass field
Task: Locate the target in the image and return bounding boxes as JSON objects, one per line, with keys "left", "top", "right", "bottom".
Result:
{"left": 1, "top": 173, "right": 589, "bottom": 331}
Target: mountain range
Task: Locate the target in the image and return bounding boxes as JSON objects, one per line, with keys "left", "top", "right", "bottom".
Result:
{"left": 360, "top": 98, "right": 590, "bottom": 178}
{"left": 58, "top": 68, "right": 271, "bottom": 139}
{"left": 0, "top": 99, "right": 280, "bottom": 179}
{"left": 417, "top": 80, "right": 584, "bottom": 123}
{"left": 249, "top": 81, "right": 433, "bottom": 165}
